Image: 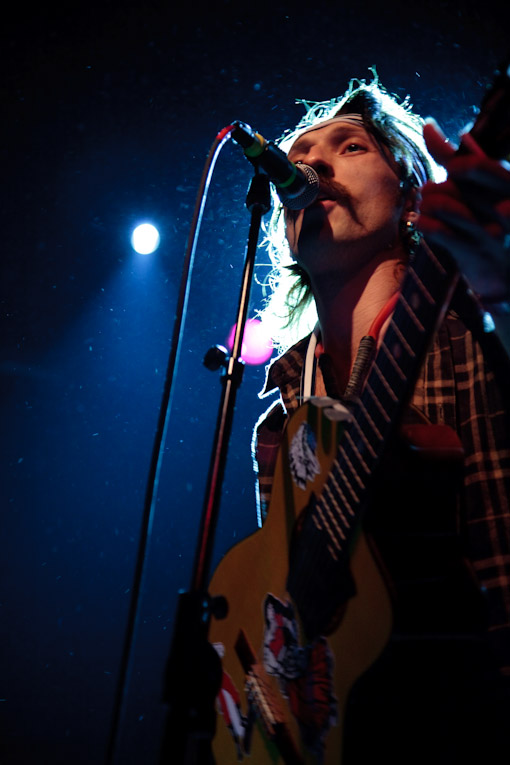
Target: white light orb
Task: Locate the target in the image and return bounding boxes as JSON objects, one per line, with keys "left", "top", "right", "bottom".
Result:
{"left": 131, "top": 223, "right": 160, "bottom": 254}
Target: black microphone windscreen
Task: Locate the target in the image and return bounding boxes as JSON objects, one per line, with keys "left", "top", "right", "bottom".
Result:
{"left": 277, "top": 164, "right": 320, "bottom": 210}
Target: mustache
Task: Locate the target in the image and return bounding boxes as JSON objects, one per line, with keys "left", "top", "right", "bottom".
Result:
{"left": 284, "top": 178, "right": 350, "bottom": 216}
{"left": 313, "top": 178, "right": 361, "bottom": 225}
{"left": 284, "top": 177, "right": 360, "bottom": 228}
{"left": 317, "top": 177, "right": 351, "bottom": 203}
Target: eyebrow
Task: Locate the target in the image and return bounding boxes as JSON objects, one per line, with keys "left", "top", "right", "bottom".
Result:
{"left": 288, "top": 124, "right": 370, "bottom": 156}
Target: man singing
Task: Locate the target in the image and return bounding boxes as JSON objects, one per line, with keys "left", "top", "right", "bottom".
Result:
{"left": 251, "top": 75, "right": 510, "bottom": 763}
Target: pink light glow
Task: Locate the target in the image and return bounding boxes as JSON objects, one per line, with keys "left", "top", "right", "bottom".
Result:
{"left": 227, "top": 318, "right": 274, "bottom": 365}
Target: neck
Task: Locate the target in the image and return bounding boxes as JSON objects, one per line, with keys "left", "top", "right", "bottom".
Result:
{"left": 311, "top": 250, "right": 407, "bottom": 389}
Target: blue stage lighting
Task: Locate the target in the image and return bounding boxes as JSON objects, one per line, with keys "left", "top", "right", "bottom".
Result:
{"left": 131, "top": 223, "right": 160, "bottom": 254}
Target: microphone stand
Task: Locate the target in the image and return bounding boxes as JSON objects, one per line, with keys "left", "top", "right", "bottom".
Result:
{"left": 159, "top": 170, "right": 271, "bottom": 765}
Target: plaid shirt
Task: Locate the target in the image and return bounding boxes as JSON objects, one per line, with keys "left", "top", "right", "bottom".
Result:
{"left": 252, "top": 295, "right": 510, "bottom": 679}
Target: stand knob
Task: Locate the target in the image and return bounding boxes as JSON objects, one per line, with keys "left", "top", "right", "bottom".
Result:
{"left": 203, "top": 344, "right": 228, "bottom": 371}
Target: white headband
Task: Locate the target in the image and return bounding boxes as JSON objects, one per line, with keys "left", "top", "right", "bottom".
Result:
{"left": 293, "top": 114, "right": 364, "bottom": 134}
{"left": 282, "top": 112, "right": 429, "bottom": 186}
{"left": 283, "top": 114, "right": 364, "bottom": 150}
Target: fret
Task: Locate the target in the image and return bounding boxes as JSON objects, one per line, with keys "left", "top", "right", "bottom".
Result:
{"left": 349, "top": 414, "right": 380, "bottom": 462}
{"left": 353, "top": 405, "right": 383, "bottom": 456}
{"left": 312, "top": 513, "right": 323, "bottom": 531}
{"left": 383, "top": 323, "right": 416, "bottom": 365}
{"left": 418, "top": 240, "right": 448, "bottom": 276}
{"left": 322, "top": 483, "right": 352, "bottom": 529}
{"left": 350, "top": 414, "right": 380, "bottom": 462}
{"left": 344, "top": 429, "right": 371, "bottom": 474}
{"left": 315, "top": 499, "right": 345, "bottom": 548}
{"left": 399, "top": 292, "right": 426, "bottom": 331}
{"left": 408, "top": 265, "right": 436, "bottom": 304}
{"left": 338, "top": 441, "right": 366, "bottom": 490}
{"left": 334, "top": 451, "right": 362, "bottom": 503}
{"left": 380, "top": 340, "right": 407, "bottom": 381}
{"left": 328, "top": 469, "right": 356, "bottom": 516}
{"left": 364, "top": 381, "right": 391, "bottom": 423}
{"left": 390, "top": 321, "right": 416, "bottom": 358}
{"left": 320, "top": 491, "right": 350, "bottom": 544}
{"left": 371, "top": 362, "right": 399, "bottom": 403}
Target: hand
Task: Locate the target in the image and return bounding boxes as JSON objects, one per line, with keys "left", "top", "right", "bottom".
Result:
{"left": 418, "top": 118, "right": 510, "bottom": 303}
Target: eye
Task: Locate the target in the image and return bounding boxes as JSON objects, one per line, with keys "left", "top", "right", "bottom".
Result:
{"left": 344, "top": 142, "right": 365, "bottom": 153}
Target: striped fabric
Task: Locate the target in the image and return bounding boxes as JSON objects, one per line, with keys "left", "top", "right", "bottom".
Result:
{"left": 252, "top": 293, "right": 510, "bottom": 680}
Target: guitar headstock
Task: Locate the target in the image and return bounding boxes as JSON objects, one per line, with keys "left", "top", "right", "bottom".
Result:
{"left": 468, "top": 56, "right": 510, "bottom": 161}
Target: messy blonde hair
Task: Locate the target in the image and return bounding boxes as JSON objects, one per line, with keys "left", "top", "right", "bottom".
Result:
{"left": 258, "top": 73, "right": 445, "bottom": 352}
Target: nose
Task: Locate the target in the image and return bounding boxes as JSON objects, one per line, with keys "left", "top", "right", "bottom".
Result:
{"left": 296, "top": 144, "right": 334, "bottom": 178}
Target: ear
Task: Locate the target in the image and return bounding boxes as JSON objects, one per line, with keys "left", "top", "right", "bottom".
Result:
{"left": 404, "top": 186, "right": 421, "bottom": 215}
{"left": 405, "top": 209, "right": 419, "bottom": 225}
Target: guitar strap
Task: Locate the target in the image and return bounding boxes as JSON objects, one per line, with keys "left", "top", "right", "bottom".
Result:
{"left": 301, "top": 323, "right": 320, "bottom": 400}
{"left": 302, "top": 293, "right": 399, "bottom": 403}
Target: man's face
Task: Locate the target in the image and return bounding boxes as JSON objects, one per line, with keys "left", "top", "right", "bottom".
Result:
{"left": 285, "top": 120, "right": 407, "bottom": 280}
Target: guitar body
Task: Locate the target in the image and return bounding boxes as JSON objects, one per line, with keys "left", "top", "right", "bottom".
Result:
{"left": 209, "top": 400, "right": 393, "bottom": 764}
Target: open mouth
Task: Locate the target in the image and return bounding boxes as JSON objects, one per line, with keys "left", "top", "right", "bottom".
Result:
{"left": 308, "top": 192, "right": 339, "bottom": 210}
{"left": 304, "top": 184, "right": 361, "bottom": 224}
{"left": 314, "top": 181, "right": 349, "bottom": 206}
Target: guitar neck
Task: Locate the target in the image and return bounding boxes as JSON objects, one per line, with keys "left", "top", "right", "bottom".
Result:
{"left": 287, "top": 239, "right": 461, "bottom": 637}
{"left": 320, "top": 54, "right": 510, "bottom": 549}
{"left": 323, "top": 238, "right": 460, "bottom": 547}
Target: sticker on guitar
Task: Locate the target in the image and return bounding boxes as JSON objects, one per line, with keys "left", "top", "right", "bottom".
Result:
{"left": 213, "top": 643, "right": 251, "bottom": 760}
{"left": 289, "top": 423, "right": 320, "bottom": 490}
{"left": 213, "top": 592, "right": 337, "bottom": 761}
{"left": 264, "top": 594, "right": 338, "bottom": 757}
{"left": 289, "top": 398, "right": 352, "bottom": 490}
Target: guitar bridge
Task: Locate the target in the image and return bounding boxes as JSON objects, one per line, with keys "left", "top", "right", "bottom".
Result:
{"left": 245, "top": 663, "right": 283, "bottom": 739}
{"left": 236, "top": 629, "right": 304, "bottom": 765}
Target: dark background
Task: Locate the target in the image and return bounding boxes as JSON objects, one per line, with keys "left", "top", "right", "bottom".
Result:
{"left": 1, "top": 1, "right": 509, "bottom": 763}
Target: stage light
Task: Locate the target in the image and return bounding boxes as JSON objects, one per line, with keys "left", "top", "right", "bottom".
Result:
{"left": 483, "top": 312, "right": 496, "bottom": 333}
{"left": 131, "top": 223, "right": 160, "bottom": 254}
{"left": 227, "top": 318, "right": 274, "bottom": 365}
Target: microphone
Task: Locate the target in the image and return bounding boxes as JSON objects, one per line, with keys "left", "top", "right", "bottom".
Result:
{"left": 231, "top": 121, "right": 319, "bottom": 210}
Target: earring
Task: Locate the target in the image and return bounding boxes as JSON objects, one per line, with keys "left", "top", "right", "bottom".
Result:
{"left": 400, "top": 218, "right": 415, "bottom": 234}
{"left": 400, "top": 217, "right": 419, "bottom": 253}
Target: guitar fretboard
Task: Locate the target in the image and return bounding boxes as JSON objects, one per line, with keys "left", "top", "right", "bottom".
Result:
{"left": 314, "top": 243, "right": 457, "bottom": 552}
{"left": 287, "top": 239, "right": 460, "bottom": 635}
